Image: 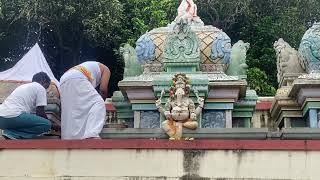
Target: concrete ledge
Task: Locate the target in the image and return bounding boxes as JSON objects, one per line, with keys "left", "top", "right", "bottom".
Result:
{"left": 267, "top": 132, "right": 282, "bottom": 139}
{"left": 100, "top": 128, "right": 269, "bottom": 139}
{"left": 282, "top": 128, "right": 320, "bottom": 140}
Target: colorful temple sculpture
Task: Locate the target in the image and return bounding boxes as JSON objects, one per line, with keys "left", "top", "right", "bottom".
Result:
{"left": 271, "top": 22, "right": 320, "bottom": 129}
{"left": 155, "top": 73, "right": 203, "bottom": 140}
{"left": 109, "top": 0, "right": 260, "bottom": 139}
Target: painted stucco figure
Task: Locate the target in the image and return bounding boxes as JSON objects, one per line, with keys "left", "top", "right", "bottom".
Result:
{"left": 226, "top": 40, "right": 249, "bottom": 77}
{"left": 274, "top": 38, "right": 305, "bottom": 83}
{"left": 135, "top": 34, "right": 156, "bottom": 64}
{"left": 155, "top": 73, "right": 203, "bottom": 140}
{"left": 211, "top": 32, "right": 232, "bottom": 65}
{"left": 120, "top": 44, "right": 143, "bottom": 78}
{"left": 172, "top": 0, "right": 204, "bottom": 26}
{"left": 298, "top": 22, "right": 320, "bottom": 73}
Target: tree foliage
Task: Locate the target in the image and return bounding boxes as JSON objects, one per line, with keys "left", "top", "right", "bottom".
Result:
{"left": 0, "top": 0, "right": 125, "bottom": 95}
{"left": 247, "top": 68, "right": 276, "bottom": 96}
{"left": 232, "top": 0, "right": 319, "bottom": 95}
{"left": 119, "top": 0, "right": 179, "bottom": 44}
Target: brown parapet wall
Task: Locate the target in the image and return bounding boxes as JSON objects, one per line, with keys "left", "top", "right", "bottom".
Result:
{"left": 0, "top": 139, "right": 319, "bottom": 151}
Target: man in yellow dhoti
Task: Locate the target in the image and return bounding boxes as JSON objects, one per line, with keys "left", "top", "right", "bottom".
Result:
{"left": 60, "top": 61, "right": 110, "bottom": 139}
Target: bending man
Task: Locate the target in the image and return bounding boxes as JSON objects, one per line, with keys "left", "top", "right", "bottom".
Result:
{"left": 60, "top": 61, "right": 110, "bottom": 139}
{"left": 0, "top": 72, "right": 57, "bottom": 139}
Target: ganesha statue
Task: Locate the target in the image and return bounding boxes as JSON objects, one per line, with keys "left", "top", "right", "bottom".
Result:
{"left": 156, "top": 73, "right": 204, "bottom": 140}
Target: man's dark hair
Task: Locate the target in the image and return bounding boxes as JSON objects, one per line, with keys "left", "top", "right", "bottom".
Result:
{"left": 32, "top": 72, "right": 51, "bottom": 84}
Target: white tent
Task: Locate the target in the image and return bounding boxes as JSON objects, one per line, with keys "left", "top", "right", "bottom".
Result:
{"left": 0, "top": 43, "right": 60, "bottom": 89}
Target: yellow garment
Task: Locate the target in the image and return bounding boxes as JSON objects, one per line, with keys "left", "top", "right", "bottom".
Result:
{"left": 71, "top": 65, "right": 94, "bottom": 83}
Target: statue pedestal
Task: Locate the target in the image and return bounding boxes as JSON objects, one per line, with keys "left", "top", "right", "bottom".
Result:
{"left": 289, "top": 78, "right": 320, "bottom": 128}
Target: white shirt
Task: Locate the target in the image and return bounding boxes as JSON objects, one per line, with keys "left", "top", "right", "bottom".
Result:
{"left": 0, "top": 82, "right": 47, "bottom": 118}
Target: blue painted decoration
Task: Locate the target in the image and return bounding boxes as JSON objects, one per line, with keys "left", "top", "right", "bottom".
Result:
{"left": 140, "top": 111, "right": 160, "bottom": 128}
{"left": 298, "top": 22, "right": 320, "bottom": 73}
{"left": 135, "top": 33, "right": 156, "bottom": 64}
{"left": 309, "top": 109, "right": 318, "bottom": 128}
{"left": 201, "top": 110, "right": 226, "bottom": 128}
{"left": 211, "top": 31, "right": 231, "bottom": 64}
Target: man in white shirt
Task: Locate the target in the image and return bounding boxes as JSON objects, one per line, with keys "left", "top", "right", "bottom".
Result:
{"left": 0, "top": 72, "right": 59, "bottom": 139}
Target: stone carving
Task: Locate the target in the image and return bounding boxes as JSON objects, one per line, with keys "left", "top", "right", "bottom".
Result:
{"left": 201, "top": 64, "right": 225, "bottom": 73}
{"left": 202, "top": 111, "right": 226, "bottom": 128}
{"left": 298, "top": 72, "right": 320, "bottom": 80}
{"left": 274, "top": 38, "right": 305, "bottom": 83}
{"left": 155, "top": 73, "right": 204, "bottom": 140}
{"left": 140, "top": 111, "right": 160, "bottom": 128}
{"left": 275, "top": 87, "right": 291, "bottom": 97}
{"left": 123, "top": 73, "right": 160, "bottom": 81}
{"left": 226, "top": 40, "right": 249, "bottom": 76}
{"left": 135, "top": 34, "right": 156, "bottom": 64}
{"left": 142, "top": 63, "right": 164, "bottom": 73}
{"left": 207, "top": 73, "right": 239, "bottom": 81}
{"left": 120, "top": 44, "right": 143, "bottom": 78}
{"left": 211, "top": 31, "right": 232, "bottom": 64}
{"left": 148, "top": 24, "right": 234, "bottom": 64}
{"left": 298, "top": 22, "right": 320, "bottom": 73}
{"left": 171, "top": 0, "right": 204, "bottom": 26}
{"left": 246, "top": 89, "right": 258, "bottom": 97}
{"left": 163, "top": 19, "right": 200, "bottom": 63}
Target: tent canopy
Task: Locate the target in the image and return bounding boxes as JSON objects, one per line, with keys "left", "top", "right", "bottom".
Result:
{"left": 0, "top": 43, "right": 59, "bottom": 89}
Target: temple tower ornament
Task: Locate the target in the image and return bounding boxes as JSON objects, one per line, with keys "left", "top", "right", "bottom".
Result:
{"left": 163, "top": 19, "right": 201, "bottom": 72}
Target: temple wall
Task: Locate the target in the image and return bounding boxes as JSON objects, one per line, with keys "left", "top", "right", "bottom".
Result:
{"left": 251, "top": 97, "right": 274, "bottom": 129}
{"left": 0, "top": 148, "right": 318, "bottom": 180}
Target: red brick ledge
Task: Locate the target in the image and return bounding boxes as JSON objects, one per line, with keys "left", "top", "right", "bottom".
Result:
{"left": 0, "top": 139, "right": 320, "bottom": 150}
{"left": 256, "top": 101, "right": 272, "bottom": 110}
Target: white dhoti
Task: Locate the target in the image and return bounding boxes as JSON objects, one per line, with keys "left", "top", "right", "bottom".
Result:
{"left": 60, "top": 78, "right": 106, "bottom": 139}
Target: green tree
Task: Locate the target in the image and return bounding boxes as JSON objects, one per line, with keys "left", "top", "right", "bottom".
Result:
{"left": 237, "top": 0, "right": 319, "bottom": 95}
{"left": 196, "top": 0, "right": 251, "bottom": 34}
{"left": 247, "top": 67, "right": 276, "bottom": 96}
{"left": 0, "top": 0, "right": 124, "bottom": 95}
{"left": 119, "top": 0, "right": 179, "bottom": 44}
{"left": 1, "top": 0, "right": 320, "bottom": 97}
